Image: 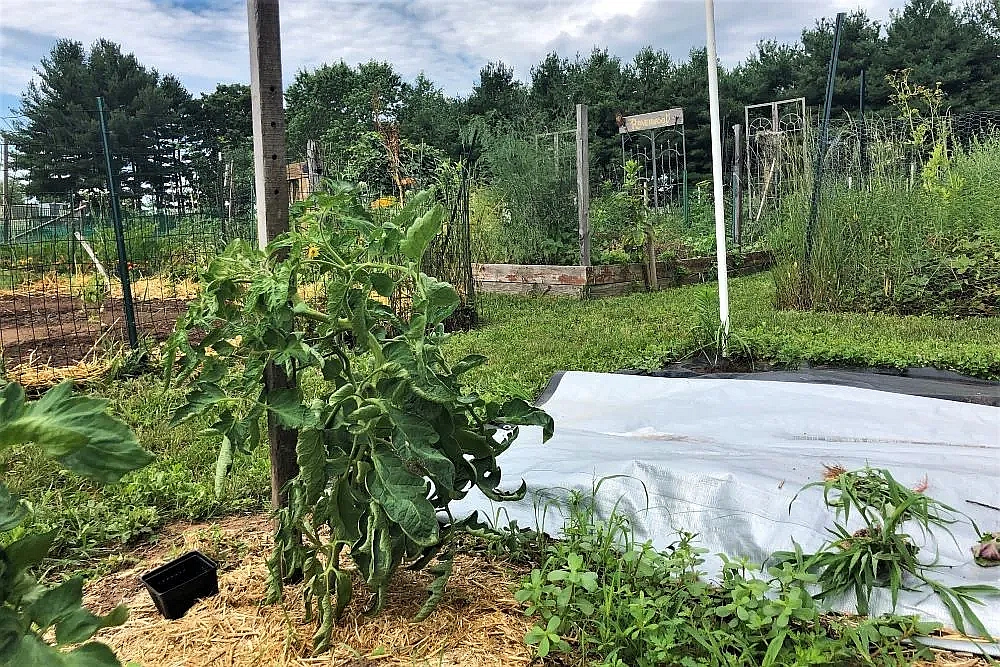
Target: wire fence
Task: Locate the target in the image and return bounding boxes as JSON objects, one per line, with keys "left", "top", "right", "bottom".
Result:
{"left": 0, "top": 110, "right": 256, "bottom": 381}
{"left": 1, "top": 106, "right": 477, "bottom": 382}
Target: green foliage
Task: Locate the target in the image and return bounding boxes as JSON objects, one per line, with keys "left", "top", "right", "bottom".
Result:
{"left": 165, "top": 184, "right": 553, "bottom": 652}
{"left": 514, "top": 488, "right": 941, "bottom": 666}
{"left": 473, "top": 132, "right": 578, "bottom": 265}
{"left": 588, "top": 160, "right": 648, "bottom": 265}
{"left": 769, "top": 73, "right": 1000, "bottom": 317}
{"left": 0, "top": 382, "right": 152, "bottom": 666}
{"left": 778, "top": 467, "right": 999, "bottom": 638}
{"left": 10, "top": 38, "right": 191, "bottom": 204}
{"left": 453, "top": 274, "right": 1000, "bottom": 404}
{"left": 690, "top": 287, "right": 752, "bottom": 367}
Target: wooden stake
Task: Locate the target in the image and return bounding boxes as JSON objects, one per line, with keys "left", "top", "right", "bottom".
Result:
{"left": 576, "top": 104, "right": 591, "bottom": 267}
{"left": 306, "top": 139, "right": 321, "bottom": 196}
{"left": 248, "top": 0, "right": 297, "bottom": 512}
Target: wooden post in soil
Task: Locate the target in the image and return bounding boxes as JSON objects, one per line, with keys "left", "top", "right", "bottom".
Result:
{"left": 247, "top": 0, "right": 298, "bottom": 514}
{"left": 576, "top": 104, "right": 591, "bottom": 267}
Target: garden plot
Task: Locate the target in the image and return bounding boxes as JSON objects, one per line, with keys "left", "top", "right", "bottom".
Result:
{"left": 452, "top": 371, "right": 1000, "bottom": 641}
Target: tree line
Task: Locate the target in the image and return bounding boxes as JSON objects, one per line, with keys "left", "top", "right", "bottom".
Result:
{"left": 7, "top": 0, "right": 999, "bottom": 206}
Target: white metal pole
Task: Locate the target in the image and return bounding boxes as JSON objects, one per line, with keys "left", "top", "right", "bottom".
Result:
{"left": 704, "top": 0, "right": 730, "bottom": 337}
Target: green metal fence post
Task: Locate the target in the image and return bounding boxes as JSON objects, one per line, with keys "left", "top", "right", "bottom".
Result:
{"left": 97, "top": 96, "right": 139, "bottom": 351}
{"left": 804, "top": 12, "right": 846, "bottom": 268}
{"left": 681, "top": 125, "right": 690, "bottom": 228}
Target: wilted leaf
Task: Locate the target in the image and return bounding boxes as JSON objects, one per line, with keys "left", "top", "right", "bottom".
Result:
{"left": 498, "top": 398, "right": 555, "bottom": 442}
{"left": 369, "top": 444, "right": 439, "bottom": 546}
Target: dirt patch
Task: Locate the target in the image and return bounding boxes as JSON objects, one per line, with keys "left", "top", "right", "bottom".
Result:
{"left": 86, "top": 515, "right": 536, "bottom": 667}
{"left": 0, "top": 291, "right": 189, "bottom": 372}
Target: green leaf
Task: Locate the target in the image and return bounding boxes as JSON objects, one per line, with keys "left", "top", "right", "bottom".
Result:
{"left": 6, "top": 529, "right": 58, "bottom": 570}
{"left": 414, "top": 273, "right": 459, "bottom": 326}
{"left": 295, "top": 429, "right": 327, "bottom": 506}
{"left": 368, "top": 444, "right": 439, "bottom": 547}
{"left": 386, "top": 407, "right": 455, "bottom": 491}
{"left": 370, "top": 272, "right": 396, "bottom": 298}
{"left": 497, "top": 398, "right": 554, "bottom": 443}
{"left": 55, "top": 605, "right": 128, "bottom": 645}
{"left": 0, "top": 383, "right": 28, "bottom": 433}
{"left": 265, "top": 388, "right": 316, "bottom": 429}
{"left": 0, "top": 483, "right": 28, "bottom": 531}
{"left": 762, "top": 630, "right": 787, "bottom": 667}
{"left": 27, "top": 577, "right": 84, "bottom": 629}
{"left": 400, "top": 205, "right": 444, "bottom": 261}
{"left": 332, "top": 568, "right": 353, "bottom": 621}
{"left": 63, "top": 642, "right": 124, "bottom": 667}
{"left": 9, "top": 635, "right": 64, "bottom": 667}
{"left": 214, "top": 435, "right": 235, "bottom": 496}
{"left": 452, "top": 355, "right": 487, "bottom": 377}
{"left": 170, "top": 384, "right": 227, "bottom": 426}
{"left": 413, "top": 553, "right": 454, "bottom": 622}
{"left": 0, "top": 382, "right": 152, "bottom": 484}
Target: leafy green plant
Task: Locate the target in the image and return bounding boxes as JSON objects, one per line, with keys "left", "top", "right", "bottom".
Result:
{"left": 690, "top": 287, "right": 751, "bottom": 366}
{"left": 0, "top": 382, "right": 153, "bottom": 666}
{"left": 515, "top": 485, "right": 941, "bottom": 666}
{"left": 768, "top": 71, "right": 1000, "bottom": 317}
{"left": 779, "top": 466, "right": 999, "bottom": 638}
{"left": 474, "top": 131, "right": 578, "bottom": 265}
{"left": 165, "top": 184, "right": 553, "bottom": 652}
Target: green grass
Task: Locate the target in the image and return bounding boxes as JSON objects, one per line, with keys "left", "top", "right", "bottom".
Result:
{"left": 3, "top": 270, "right": 997, "bottom": 578}
{"left": 451, "top": 272, "right": 1000, "bottom": 401}
{"left": 0, "top": 376, "right": 270, "bottom": 577}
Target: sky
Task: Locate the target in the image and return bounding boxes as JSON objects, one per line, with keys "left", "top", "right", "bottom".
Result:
{"left": 0, "top": 0, "right": 916, "bottom": 118}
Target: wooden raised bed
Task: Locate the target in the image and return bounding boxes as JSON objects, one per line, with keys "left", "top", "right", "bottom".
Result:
{"left": 474, "top": 250, "right": 772, "bottom": 298}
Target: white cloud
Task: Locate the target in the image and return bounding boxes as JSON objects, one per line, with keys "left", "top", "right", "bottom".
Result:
{"left": 0, "top": 0, "right": 916, "bottom": 103}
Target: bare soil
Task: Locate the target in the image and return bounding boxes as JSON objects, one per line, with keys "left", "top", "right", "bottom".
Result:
{"left": 0, "top": 291, "right": 189, "bottom": 370}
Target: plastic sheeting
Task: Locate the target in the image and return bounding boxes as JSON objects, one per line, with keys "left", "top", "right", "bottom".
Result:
{"left": 452, "top": 371, "right": 1000, "bottom": 638}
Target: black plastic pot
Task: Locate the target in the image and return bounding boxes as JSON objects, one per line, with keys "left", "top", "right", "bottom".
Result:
{"left": 140, "top": 550, "right": 219, "bottom": 620}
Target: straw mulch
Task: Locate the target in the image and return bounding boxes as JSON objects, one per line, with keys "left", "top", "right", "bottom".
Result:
{"left": 18, "top": 272, "right": 201, "bottom": 302}
{"left": 3, "top": 354, "right": 115, "bottom": 390}
{"left": 86, "top": 515, "right": 536, "bottom": 667}
{"left": 83, "top": 515, "right": 994, "bottom": 667}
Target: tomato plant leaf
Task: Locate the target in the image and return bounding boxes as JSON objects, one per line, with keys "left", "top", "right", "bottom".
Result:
{"left": 369, "top": 444, "right": 439, "bottom": 547}
{"left": 400, "top": 206, "right": 444, "bottom": 261}
{"left": 0, "top": 483, "right": 28, "bottom": 532}
{"left": 0, "top": 382, "right": 152, "bottom": 484}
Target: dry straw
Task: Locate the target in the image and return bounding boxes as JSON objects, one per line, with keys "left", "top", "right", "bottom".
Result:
{"left": 87, "top": 516, "right": 535, "bottom": 667}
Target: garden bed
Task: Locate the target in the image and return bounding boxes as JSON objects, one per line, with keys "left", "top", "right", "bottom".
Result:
{"left": 473, "top": 250, "right": 772, "bottom": 298}
{"left": 0, "top": 291, "right": 189, "bottom": 383}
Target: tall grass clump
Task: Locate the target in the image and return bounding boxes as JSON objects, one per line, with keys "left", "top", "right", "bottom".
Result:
{"left": 472, "top": 132, "right": 578, "bottom": 265}
{"left": 767, "top": 72, "right": 1000, "bottom": 317}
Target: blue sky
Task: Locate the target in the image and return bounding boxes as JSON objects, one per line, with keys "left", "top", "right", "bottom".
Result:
{"left": 1, "top": 0, "right": 916, "bottom": 121}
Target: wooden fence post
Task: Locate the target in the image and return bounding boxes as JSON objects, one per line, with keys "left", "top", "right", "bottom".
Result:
{"left": 576, "top": 104, "right": 591, "bottom": 267}
{"left": 248, "top": 0, "right": 297, "bottom": 513}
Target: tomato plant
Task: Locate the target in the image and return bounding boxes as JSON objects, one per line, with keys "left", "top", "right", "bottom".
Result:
{"left": 165, "top": 184, "right": 553, "bottom": 651}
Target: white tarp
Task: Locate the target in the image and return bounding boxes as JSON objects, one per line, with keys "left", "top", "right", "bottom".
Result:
{"left": 452, "top": 371, "right": 1000, "bottom": 640}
